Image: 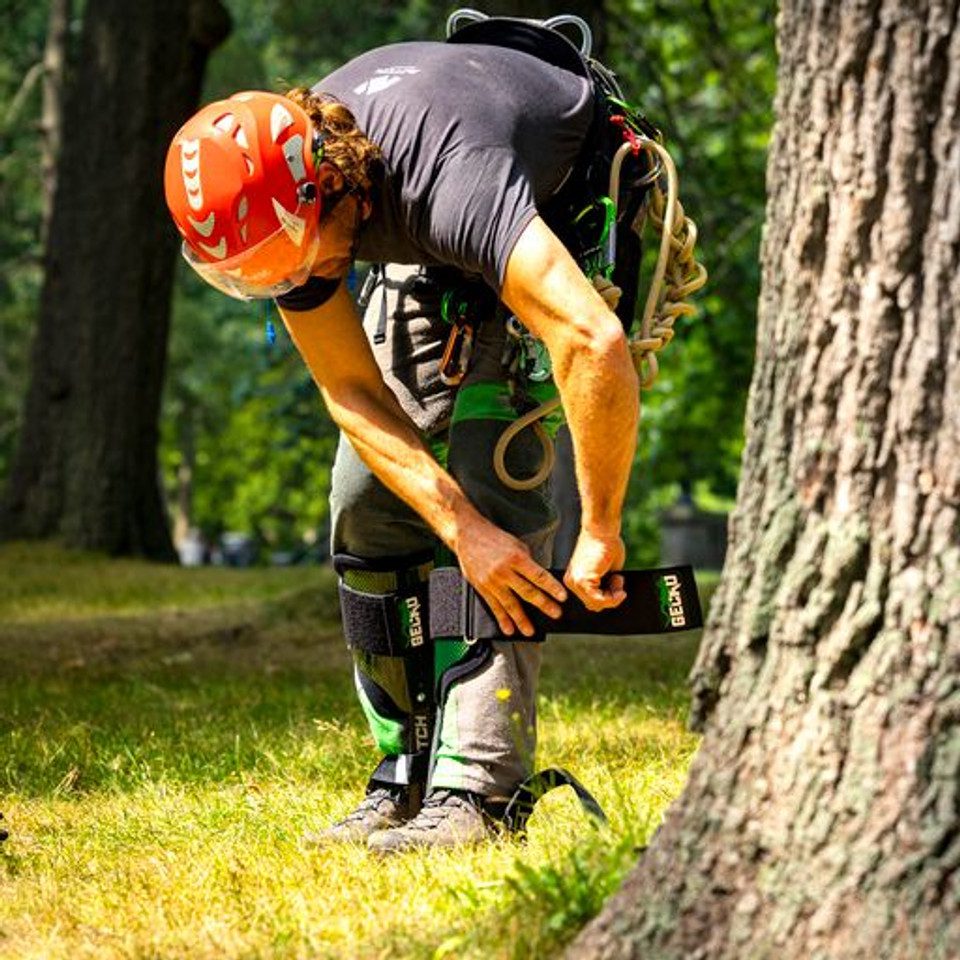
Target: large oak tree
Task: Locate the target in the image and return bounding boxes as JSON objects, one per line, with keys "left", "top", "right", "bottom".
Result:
{"left": 1, "top": 0, "right": 230, "bottom": 558}
{"left": 571, "top": 0, "right": 959, "bottom": 956}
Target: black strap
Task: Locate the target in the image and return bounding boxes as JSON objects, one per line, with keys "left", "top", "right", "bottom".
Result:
{"left": 369, "top": 754, "right": 431, "bottom": 789}
{"left": 499, "top": 767, "right": 607, "bottom": 833}
{"left": 445, "top": 17, "right": 590, "bottom": 81}
{"left": 273, "top": 274, "right": 341, "bottom": 312}
{"left": 429, "top": 565, "right": 703, "bottom": 641}
{"left": 374, "top": 268, "right": 389, "bottom": 345}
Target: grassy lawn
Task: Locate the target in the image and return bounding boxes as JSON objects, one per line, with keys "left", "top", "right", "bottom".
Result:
{"left": 0, "top": 544, "right": 708, "bottom": 960}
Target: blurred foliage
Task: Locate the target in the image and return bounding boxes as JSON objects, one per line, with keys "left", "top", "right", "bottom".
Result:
{"left": 1, "top": 0, "right": 775, "bottom": 558}
{"left": 0, "top": 0, "right": 54, "bottom": 476}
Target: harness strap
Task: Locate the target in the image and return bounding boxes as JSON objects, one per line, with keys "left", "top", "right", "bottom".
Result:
{"left": 498, "top": 767, "right": 608, "bottom": 833}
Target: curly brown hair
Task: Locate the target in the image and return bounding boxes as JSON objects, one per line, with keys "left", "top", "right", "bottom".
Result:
{"left": 285, "top": 88, "right": 382, "bottom": 194}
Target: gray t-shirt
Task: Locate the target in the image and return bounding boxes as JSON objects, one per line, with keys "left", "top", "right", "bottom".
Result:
{"left": 317, "top": 40, "right": 594, "bottom": 292}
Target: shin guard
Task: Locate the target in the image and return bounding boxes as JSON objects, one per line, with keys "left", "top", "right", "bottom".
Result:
{"left": 335, "top": 552, "right": 436, "bottom": 794}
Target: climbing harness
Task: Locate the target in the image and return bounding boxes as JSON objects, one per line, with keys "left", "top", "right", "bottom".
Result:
{"left": 445, "top": 9, "right": 707, "bottom": 491}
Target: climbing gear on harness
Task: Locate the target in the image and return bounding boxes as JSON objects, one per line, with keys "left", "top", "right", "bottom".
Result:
{"left": 439, "top": 290, "right": 478, "bottom": 386}
{"left": 429, "top": 565, "right": 703, "bottom": 643}
{"left": 335, "top": 552, "right": 436, "bottom": 793}
{"left": 446, "top": 10, "right": 707, "bottom": 490}
{"left": 592, "top": 273, "right": 623, "bottom": 311}
{"left": 607, "top": 116, "right": 708, "bottom": 388}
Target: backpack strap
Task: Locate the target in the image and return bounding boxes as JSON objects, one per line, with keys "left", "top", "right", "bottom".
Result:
{"left": 445, "top": 14, "right": 592, "bottom": 81}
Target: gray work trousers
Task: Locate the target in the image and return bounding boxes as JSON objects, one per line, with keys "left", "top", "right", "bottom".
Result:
{"left": 330, "top": 265, "right": 558, "bottom": 797}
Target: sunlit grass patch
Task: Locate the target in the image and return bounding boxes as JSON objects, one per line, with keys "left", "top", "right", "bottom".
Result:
{"left": 0, "top": 541, "right": 323, "bottom": 624}
{"left": 0, "top": 546, "right": 709, "bottom": 959}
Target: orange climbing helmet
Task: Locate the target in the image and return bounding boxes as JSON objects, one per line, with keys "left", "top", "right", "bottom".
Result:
{"left": 164, "top": 91, "right": 322, "bottom": 300}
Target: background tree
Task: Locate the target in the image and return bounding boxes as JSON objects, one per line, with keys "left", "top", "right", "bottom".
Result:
{"left": 1, "top": 0, "right": 230, "bottom": 558}
{"left": 571, "top": 0, "right": 959, "bottom": 956}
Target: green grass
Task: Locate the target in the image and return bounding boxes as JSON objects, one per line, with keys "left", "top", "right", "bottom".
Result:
{"left": 0, "top": 543, "right": 709, "bottom": 959}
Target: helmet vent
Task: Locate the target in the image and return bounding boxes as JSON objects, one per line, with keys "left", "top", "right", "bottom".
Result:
{"left": 270, "top": 103, "right": 294, "bottom": 143}
{"left": 282, "top": 134, "right": 307, "bottom": 182}
{"left": 242, "top": 155, "right": 255, "bottom": 176}
{"left": 213, "top": 113, "right": 236, "bottom": 134}
{"left": 234, "top": 126, "right": 250, "bottom": 149}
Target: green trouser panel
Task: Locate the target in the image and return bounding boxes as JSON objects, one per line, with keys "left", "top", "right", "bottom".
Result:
{"left": 336, "top": 557, "right": 435, "bottom": 791}
{"left": 429, "top": 637, "right": 484, "bottom": 786}
{"left": 450, "top": 380, "right": 565, "bottom": 438}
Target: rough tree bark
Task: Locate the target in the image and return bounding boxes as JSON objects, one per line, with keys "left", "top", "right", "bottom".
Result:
{"left": 0, "top": 0, "right": 230, "bottom": 559}
{"left": 571, "top": 1, "right": 959, "bottom": 958}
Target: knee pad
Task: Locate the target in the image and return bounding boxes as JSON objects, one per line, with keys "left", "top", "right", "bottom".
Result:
{"left": 335, "top": 551, "right": 434, "bottom": 656}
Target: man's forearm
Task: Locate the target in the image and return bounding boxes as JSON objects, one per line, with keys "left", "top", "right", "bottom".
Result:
{"left": 555, "top": 333, "right": 639, "bottom": 536}
{"left": 329, "top": 381, "right": 485, "bottom": 553}
{"left": 501, "top": 216, "right": 640, "bottom": 541}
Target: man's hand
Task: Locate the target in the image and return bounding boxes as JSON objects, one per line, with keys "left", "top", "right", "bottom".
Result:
{"left": 455, "top": 520, "right": 567, "bottom": 637}
{"left": 565, "top": 530, "right": 627, "bottom": 611}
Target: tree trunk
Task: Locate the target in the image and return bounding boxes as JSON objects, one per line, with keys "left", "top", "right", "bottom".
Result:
{"left": 570, "top": 1, "right": 959, "bottom": 957}
{"left": 0, "top": 0, "right": 230, "bottom": 559}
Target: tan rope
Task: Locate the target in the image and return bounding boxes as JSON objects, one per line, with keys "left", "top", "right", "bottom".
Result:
{"left": 625, "top": 139, "right": 708, "bottom": 389}
{"left": 493, "top": 137, "right": 706, "bottom": 489}
{"left": 493, "top": 405, "right": 559, "bottom": 490}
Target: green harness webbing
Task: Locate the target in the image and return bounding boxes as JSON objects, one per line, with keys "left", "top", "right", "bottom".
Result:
{"left": 451, "top": 380, "right": 565, "bottom": 436}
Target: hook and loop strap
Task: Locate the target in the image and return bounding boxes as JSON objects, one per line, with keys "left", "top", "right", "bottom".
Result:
{"left": 429, "top": 565, "right": 703, "bottom": 642}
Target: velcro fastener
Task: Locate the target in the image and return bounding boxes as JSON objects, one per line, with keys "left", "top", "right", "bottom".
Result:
{"left": 428, "top": 567, "right": 465, "bottom": 639}
{"left": 338, "top": 581, "right": 404, "bottom": 655}
{"left": 429, "top": 567, "right": 515, "bottom": 642}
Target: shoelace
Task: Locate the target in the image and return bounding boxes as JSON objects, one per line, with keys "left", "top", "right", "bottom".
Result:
{"left": 340, "top": 787, "right": 401, "bottom": 824}
{"left": 403, "top": 790, "right": 481, "bottom": 832}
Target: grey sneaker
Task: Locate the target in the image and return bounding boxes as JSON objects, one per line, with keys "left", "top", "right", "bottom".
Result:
{"left": 367, "top": 789, "right": 499, "bottom": 854}
{"left": 302, "top": 785, "right": 420, "bottom": 847}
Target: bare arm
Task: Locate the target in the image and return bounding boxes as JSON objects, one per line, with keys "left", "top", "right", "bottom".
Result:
{"left": 501, "top": 215, "right": 640, "bottom": 609}
{"left": 277, "top": 282, "right": 566, "bottom": 635}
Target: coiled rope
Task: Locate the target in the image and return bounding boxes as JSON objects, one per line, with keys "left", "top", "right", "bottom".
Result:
{"left": 494, "top": 135, "right": 707, "bottom": 490}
